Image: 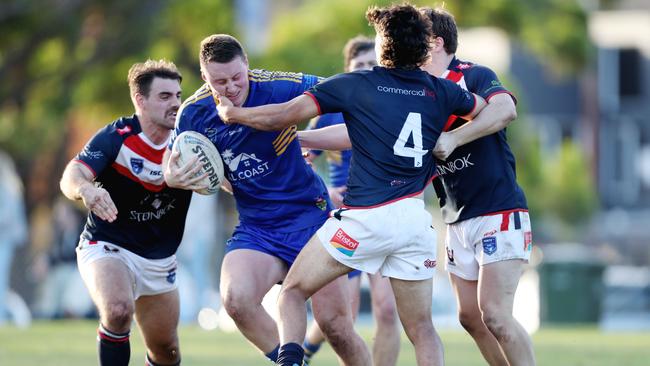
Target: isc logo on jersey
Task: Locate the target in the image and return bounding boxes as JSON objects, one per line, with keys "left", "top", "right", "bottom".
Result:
{"left": 222, "top": 149, "right": 270, "bottom": 182}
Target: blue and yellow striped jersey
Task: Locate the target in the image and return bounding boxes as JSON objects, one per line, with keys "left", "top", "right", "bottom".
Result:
{"left": 172, "top": 69, "right": 331, "bottom": 232}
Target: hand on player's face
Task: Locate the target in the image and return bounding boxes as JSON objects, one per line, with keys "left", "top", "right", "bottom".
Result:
{"left": 433, "top": 131, "right": 459, "bottom": 161}
{"left": 78, "top": 185, "right": 118, "bottom": 222}
{"left": 215, "top": 94, "right": 235, "bottom": 124}
{"left": 164, "top": 150, "right": 209, "bottom": 191}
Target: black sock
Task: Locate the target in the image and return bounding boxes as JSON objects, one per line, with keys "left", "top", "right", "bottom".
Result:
{"left": 146, "top": 353, "right": 181, "bottom": 366}
{"left": 97, "top": 324, "right": 130, "bottom": 366}
{"left": 276, "top": 342, "right": 305, "bottom": 366}
{"left": 265, "top": 344, "right": 280, "bottom": 362}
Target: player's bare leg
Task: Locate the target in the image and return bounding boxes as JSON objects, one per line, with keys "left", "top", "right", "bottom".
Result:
{"left": 450, "top": 274, "right": 508, "bottom": 365}
{"left": 277, "top": 235, "right": 371, "bottom": 366}
{"left": 390, "top": 277, "right": 443, "bottom": 366}
{"left": 81, "top": 258, "right": 135, "bottom": 366}
{"left": 220, "top": 249, "right": 287, "bottom": 355}
{"left": 303, "top": 274, "right": 361, "bottom": 362}
{"left": 135, "top": 290, "right": 181, "bottom": 365}
{"left": 368, "top": 273, "right": 400, "bottom": 366}
{"left": 479, "top": 259, "right": 536, "bottom": 366}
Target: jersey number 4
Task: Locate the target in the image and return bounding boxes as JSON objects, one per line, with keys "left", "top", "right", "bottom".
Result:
{"left": 393, "top": 112, "right": 428, "bottom": 167}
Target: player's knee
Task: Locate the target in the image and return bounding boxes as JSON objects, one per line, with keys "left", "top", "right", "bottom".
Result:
{"left": 458, "top": 309, "right": 483, "bottom": 334}
{"left": 374, "top": 299, "right": 398, "bottom": 328}
{"left": 102, "top": 301, "right": 134, "bottom": 330}
{"left": 481, "top": 310, "right": 512, "bottom": 342}
{"left": 221, "top": 289, "right": 255, "bottom": 322}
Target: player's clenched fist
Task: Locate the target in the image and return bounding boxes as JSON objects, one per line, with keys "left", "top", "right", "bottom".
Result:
{"left": 433, "top": 131, "right": 459, "bottom": 161}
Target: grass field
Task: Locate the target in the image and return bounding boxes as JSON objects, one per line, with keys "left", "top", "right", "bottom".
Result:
{"left": 0, "top": 320, "right": 648, "bottom": 365}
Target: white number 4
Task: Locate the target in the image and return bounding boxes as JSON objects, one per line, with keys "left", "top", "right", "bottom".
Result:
{"left": 393, "top": 112, "right": 428, "bottom": 167}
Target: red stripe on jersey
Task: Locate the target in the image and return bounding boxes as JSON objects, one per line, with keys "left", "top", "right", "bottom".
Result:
{"left": 111, "top": 162, "right": 165, "bottom": 192}
{"left": 442, "top": 70, "right": 465, "bottom": 132}
{"left": 500, "top": 212, "right": 510, "bottom": 231}
{"left": 442, "top": 115, "right": 458, "bottom": 132}
{"left": 446, "top": 70, "right": 464, "bottom": 83}
{"left": 123, "top": 135, "right": 164, "bottom": 164}
{"left": 304, "top": 92, "right": 322, "bottom": 115}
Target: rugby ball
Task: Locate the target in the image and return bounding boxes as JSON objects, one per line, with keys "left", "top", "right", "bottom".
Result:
{"left": 172, "top": 131, "right": 224, "bottom": 195}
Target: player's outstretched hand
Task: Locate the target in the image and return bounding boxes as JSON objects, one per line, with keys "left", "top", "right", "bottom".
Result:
{"left": 215, "top": 95, "right": 235, "bottom": 124}
{"left": 433, "top": 131, "right": 459, "bottom": 161}
{"left": 164, "top": 150, "right": 209, "bottom": 191}
{"left": 78, "top": 184, "right": 118, "bottom": 222}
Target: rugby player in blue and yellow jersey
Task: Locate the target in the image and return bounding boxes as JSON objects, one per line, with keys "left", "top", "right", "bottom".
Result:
{"left": 162, "top": 34, "right": 371, "bottom": 365}
{"left": 60, "top": 60, "right": 191, "bottom": 366}
{"left": 422, "top": 7, "right": 535, "bottom": 365}
{"left": 215, "top": 5, "right": 493, "bottom": 365}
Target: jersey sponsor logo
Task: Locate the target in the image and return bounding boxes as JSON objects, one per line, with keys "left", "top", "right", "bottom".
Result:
{"left": 376, "top": 85, "right": 436, "bottom": 99}
{"left": 129, "top": 196, "right": 177, "bottom": 222}
{"left": 423, "top": 259, "right": 437, "bottom": 269}
{"left": 483, "top": 229, "right": 497, "bottom": 237}
{"left": 482, "top": 236, "right": 497, "bottom": 255}
{"left": 436, "top": 153, "right": 474, "bottom": 176}
{"left": 524, "top": 231, "right": 533, "bottom": 251}
{"left": 130, "top": 158, "right": 144, "bottom": 174}
{"left": 222, "top": 149, "right": 270, "bottom": 182}
{"left": 330, "top": 228, "right": 359, "bottom": 257}
{"left": 149, "top": 170, "right": 162, "bottom": 176}
{"left": 457, "top": 63, "right": 472, "bottom": 70}
{"left": 315, "top": 197, "right": 328, "bottom": 211}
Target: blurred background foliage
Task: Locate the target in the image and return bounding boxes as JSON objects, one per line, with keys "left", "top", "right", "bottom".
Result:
{"left": 0, "top": 0, "right": 595, "bottom": 234}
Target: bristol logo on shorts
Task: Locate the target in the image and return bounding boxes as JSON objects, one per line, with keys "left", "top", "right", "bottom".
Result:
{"left": 482, "top": 236, "right": 497, "bottom": 255}
{"left": 330, "top": 228, "right": 359, "bottom": 257}
{"left": 524, "top": 231, "right": 533, "bottom": 251}
{"left": 446, "top": 247, "right": 455, "bottom": 265}
{"left": 130, "top": 158, "right": 144, "bottom": 174}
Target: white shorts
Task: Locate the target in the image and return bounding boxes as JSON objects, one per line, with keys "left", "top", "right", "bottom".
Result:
{"left": 317, "top": 198, "right": 438, "bottom": 281}
{"left": 445, "top": 210, "right": 532, "bottom": 281}
{"left": 76, "top": 239, "right": 178, "bottom": 299}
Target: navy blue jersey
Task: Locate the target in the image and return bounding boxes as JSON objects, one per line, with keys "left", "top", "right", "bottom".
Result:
{"left": 433, "top": 57, "right": 528, "bottom": 223}
{"left": 173, "top": 69, "right": 331, "bottom": 232}
{"left": 307, "top": 113, "right": 352, "bottom": 188}
{"left": 75, "top": 116, "right": 192, "bottom": 259}
{"left": 306, "top": 67, "right": 476, "bottom": 207}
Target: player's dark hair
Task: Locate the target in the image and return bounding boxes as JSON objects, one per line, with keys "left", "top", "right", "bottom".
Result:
{"left": 200, "top": 34, "right": 247, "bottom": 65}
{"left": 366, "top": 3, "right": 432, "bottom": 70}
{"left": 421, "top": 7, "right": 458, "bottom": 55}
{"left": 343, "top": 35, "right": 375, "bottom": 72}
{"left": 127, "top": 59, "right": 182, "bottom": 97}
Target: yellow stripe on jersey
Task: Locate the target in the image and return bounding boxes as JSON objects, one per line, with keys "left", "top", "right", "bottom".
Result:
{"left": 272, "top": 125, "right": 296, "bottom": 149}
{"left": 182, "top": 84, "right": 212, "bottom": 106}
{"left": 248, "top": 69, "right": 303, "bottom": 84}
{"left": 273, "top": 125, "right": 297, "bottom": 156}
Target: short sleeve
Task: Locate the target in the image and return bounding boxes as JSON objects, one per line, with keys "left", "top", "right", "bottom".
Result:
{"left": 441, "top": 78, "right": 476, "bottom": 117}
{"left": 305, "top": 73, "right": 358, "bottom": 115}
{"left": 75, "top": 126, "right": 119, "bottom": 177}
{"left": 467, "top": 65, "right": 516, "bottom": 103}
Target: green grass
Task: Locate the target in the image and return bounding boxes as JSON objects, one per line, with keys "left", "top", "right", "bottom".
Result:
{"left": 0, "top": 320, "right": 648, "bottom": 365}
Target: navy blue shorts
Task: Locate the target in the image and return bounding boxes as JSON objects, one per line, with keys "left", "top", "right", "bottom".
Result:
{"left": 226, "top": 222, "right": 322, "bottom": 268}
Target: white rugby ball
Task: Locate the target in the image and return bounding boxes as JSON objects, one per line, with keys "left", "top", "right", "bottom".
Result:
{"left": 172, "top": 131, "right": 224, "bottom": 195}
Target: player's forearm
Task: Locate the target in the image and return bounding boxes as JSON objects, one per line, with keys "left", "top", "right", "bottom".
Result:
{"left": 226, "top": 103, "right": 294, "bottom": 131}
{"left": 60, "top": 162, "right": 95, "bottom": 201}
{"left": 298, "top": 124, "right": 352, "bottom": 150}
{"left": 451, "top": 95, "right": 516, "bottom": 147}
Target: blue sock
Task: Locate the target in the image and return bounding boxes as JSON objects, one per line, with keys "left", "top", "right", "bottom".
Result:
{"left": 97, "top": 324, "right": 130, "bottom": 366}
{"left": 265, "top": 344, "right": 280, "bottom": 362}
{"left": 277, "top": 342, "right": 304, "bottom": 366}
{"left": 302, "top": 340, "right": 321, "bottom": 360}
